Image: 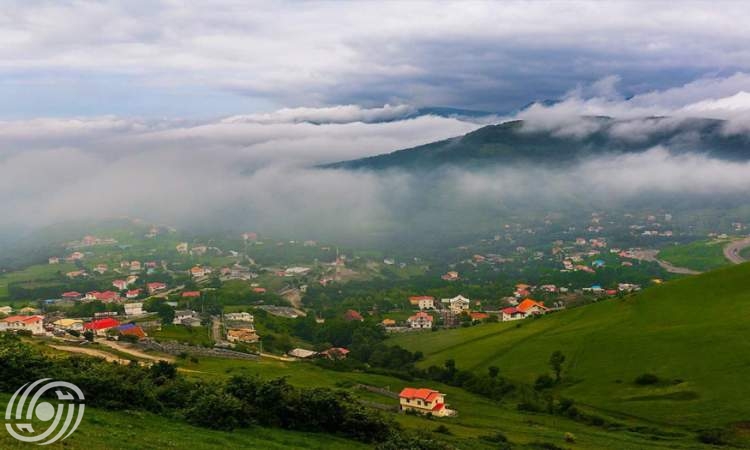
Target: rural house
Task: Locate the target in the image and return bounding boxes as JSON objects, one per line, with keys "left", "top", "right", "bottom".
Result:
{"left": 409, "top": 295, "right": 435, "bottom": 310}
{"left": 407, "top": 311, "right": 433, "bottom": 329}
{"left": 399, "top": 388, "right": 453, "bottom": 417}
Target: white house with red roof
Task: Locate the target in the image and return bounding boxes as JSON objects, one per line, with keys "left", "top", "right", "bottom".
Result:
{"left": 399, "top": 387, "right": 453, "bottom": 417}
{"left": 0, "top": 315, "right": 45, "bottom": 335}
{"left": 409, "top": 296, "right": 435, "bottom": 310}
{"left": 147, "top": 282, "right": 167, "bottom": 294}
{"left": 126, "top": 289, "right": 141, "bottom": 299}
{"left": 501, "top": 306, "right": 526, "bottom": 321}
{"left": 190, "top": 266, "right": 208, "bottom": 278}
{"left": 112, "top": 279, "right": 129, "bottom": 290}
{"left": 84, "top": 317, "right": 120, "bottom": 336}
{"left": 407, "top": 311, "right": 433, "bottom": 329}
{"left": 61, "top": 291, "right": 82, "bottom": 300}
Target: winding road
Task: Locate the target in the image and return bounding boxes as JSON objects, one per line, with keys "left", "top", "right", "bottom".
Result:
{"left": 723, "top": 236, "right": 750, "bottom": 264}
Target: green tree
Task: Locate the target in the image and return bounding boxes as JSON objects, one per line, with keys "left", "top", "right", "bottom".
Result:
{"left": 549, "top": 350, "right": 566, "bottom": 382}
{"left": 488, "top": 366, "right": 500, "bottom": 379}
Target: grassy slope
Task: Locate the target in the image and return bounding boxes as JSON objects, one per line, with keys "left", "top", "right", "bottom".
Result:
{"left": 390, "top": 262, "right": 750, "bottom": 433}
{"left": 658, "top": 239, "right": 730, "bottom": 272}
{"left": 0, "top": 394, "right": 362, "bottom": 450}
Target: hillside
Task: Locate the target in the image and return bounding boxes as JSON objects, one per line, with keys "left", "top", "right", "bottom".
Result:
{"left": 324, "top": 117, "right": 750, "bottom": 171}
{"left": 390, "top": 262, "right": 750, "bottom": 436}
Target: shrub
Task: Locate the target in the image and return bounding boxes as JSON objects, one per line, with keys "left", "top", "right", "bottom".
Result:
{"left": 534, "top": 374, "right": 555, "bottom": 390}
{"left": 564, "top": 432, "right": 576, "bottom": 443}
{"left": 480, "top": 431, "right": 508, "bottom": 443}
{"left": 696, "top": 428, "right": 729, "bottom": 446}
{"left": 433, "top": 424, "right": 452, "bottom": 435}
{"left": 634, "top": 373, "right": 660, "bottom": 385}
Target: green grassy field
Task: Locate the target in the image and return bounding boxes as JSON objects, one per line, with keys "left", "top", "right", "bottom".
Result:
{"left": 152, "top": 324, "right": 214, "bottom": 347}
{"left": 390, "top": 262, "right": 750, "bottom": 438}
{"left": 0, "top": 394, "right": 363, "bottom": 450}
{"left": 658, "top": 239, "right": 731, "bottom": 271}
{"left": 0, "top": 263, "right": 77, "bottom": 303}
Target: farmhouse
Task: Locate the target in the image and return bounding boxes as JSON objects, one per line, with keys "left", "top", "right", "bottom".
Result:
{"left": 112, "top": 279, "right": 128, "bottom": 290}
{"left": 321, "top": 347, "right": 350, "bottom": 360}
{"left": 182, "top": 291, "right": 201, "bottom": 298}
{"left": 190, "top": 266, "right": 207, "bottom": 277}
{"left": 501, "top": 307, "right": 525, "bottom": 321}
{"left": 147, "top": 282, "right": 167, "bottom": 294}
{"left": 52, "top": 318, "right": 84, "bottom": 331}
{"left": 407, "top": 311, "right": 433, "bottom": 329}
{"left": 225, "top": 312, "right": 254, "bottom": 323}
{"left": 173, "top": 310, "right": 197, "bottom": 325}
{"left": 516, "top": 298, "right": 548, "bottom": 316}
{"left": 441, "top": 271, "right": 459, "bottom": 281}
{"left": 288, "top": 348, "right": 317, "bottom": 359}
{"left": 409, "top": 296, "right": 435, "bottom": 310}
{"left": 344, "top": 309, "right": 364, "bottom": 322}
{"left": 381, "top": 318, "right": 396, "bottom": 327}
{"left": 398, "top": 388, "right": 453, "bottom": 417}
{"left": 62, "top": 291, "right": 82, "bottom": 300}
{"left": 0, "top": 315, "right": 45, "bottom": 335}
{"left": 0, "top": 306, "right": 12, "bottom": 315}
{"left": 117, "top": 323, "right": 146, "bottom": 340}
{"left": 126, "top": 289, "right": 141, "bottom": 299}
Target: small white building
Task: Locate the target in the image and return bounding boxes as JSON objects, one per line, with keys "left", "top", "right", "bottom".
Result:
{"left": 225, "top": 312, "right": 254, "bottom": 323}
{"left": 407, "top": 311, "right": 433, "bottom": 329}
{"left": 124, "top": 303, "right": 144, "bottom": 316}
{"left": 409, "top": 296, "right": 435, "bottom": 310}
{"left": 173, "top": 310, "right": 196, "bottom": 325}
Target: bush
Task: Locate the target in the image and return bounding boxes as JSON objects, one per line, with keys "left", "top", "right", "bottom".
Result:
{"left": 564, "top": 432, "right": 576, "bottom": 443}
{"left": 480, "top": 431, "right": 508, "bottom": 443}
{"left": 433, "top": 424, "right": 452, "bottom": 435}
{"left": 696, "top": 428, "right": 729, "bottom": 446}
{"left": 534, "top": 374, "right": 555, "bottom": 390}
{"left": 634, "top": 373, "right": 660, "bottom": 385}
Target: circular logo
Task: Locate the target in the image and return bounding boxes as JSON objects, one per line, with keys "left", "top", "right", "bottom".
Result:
{"left": 5, "top": 379, "right": 85, "bottom": 445}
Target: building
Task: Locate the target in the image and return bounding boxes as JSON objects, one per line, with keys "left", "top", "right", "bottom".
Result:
{"left": 130, "top": 261, "right": 142, "bottom": 271}
{"left": 147, "top": 282, "right": 167, "bottom": 294}
{"left": 0, "top": 306, "right": 12, "bottom": 315}
{"left": 443, "top": 295, "right": 471, "bottom": 313}
{"left": 116, "top": 323, "right": 147, "bottom": 340}
{"left": 94, "top": 264, "right": 108, "bottom": 274}
{"left": 407, "top": 311, "right": 433, "bottom": 329}
{"left": 381, "top": 318, "right": 397, "bottom": 327}
{"left": 112, "top": 279, "right": 128, "bottom": 290}
{"left": 501, "top": 307, "right": 525, "bottom": 321}
{"left": 0, "top": 315, "right": 45, "bottom": 335}
{"left": 470, "top": 312, "right": 490, "bottom": 321}
{"left": 182, "top": 291, "right": 201, "bottom": 298}
{"left": 409, "top": 296, "right": 435, "bottom": 310}
{"left": 176, "top": 242, "right": 189, "bottom": 254}
{"left": 227, "top": 328, "right": 259, "bottom": 343}
{"left": 190, "top": 266, "right": 207, "bottom": 278}
{"left": 225, "top": 312, "right": 254, "bottom": 323}
{"left": 321, "top": 347, "right": 350, "bottom": 360}
{"left": 288, "top": 348, "right": 317, "bottom": 359}
{"left": 52, "top": 318, "right": 84, "bottom": 331}
{"left": 173, "top": 310, "right": 197, "bottom": 325}
{"left": 398, "top": 388, "right": 452, "bottom": 417}
{"left": 516, "top": 299, "right": 548, "bottom": 316}
{"left": 126, "top": 289, "right": 141, "bottom": 299}
{"left": 124, "top": 302, "right": 144, "bottom": 316}
{"left": 48, "top": 257, "right": 59, "bottom": 264}
{"left": 61, "top": 291, "right": 82, "bottom": 300}
{"left": 85, "top": 291, "right": 120, "bottom": 303}
{"left": 441, "top": 271, "right": 459, "bottom": 281}
{"left": 83, "top": 318, "right": 120, "bottom": 336}
{"left": 343, "top": 309, "right": 364, "bottom": 322}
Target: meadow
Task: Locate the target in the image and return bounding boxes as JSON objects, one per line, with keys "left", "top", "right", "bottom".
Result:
{"left": 658, "top": 239, "right": 731, "bottom": 272}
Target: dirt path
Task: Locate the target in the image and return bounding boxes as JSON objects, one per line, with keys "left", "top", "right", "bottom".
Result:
{"left": 260, "top": 352, "right": 296, "bottom": 362}
{"left": 49, "top": 345, "right": 130, "bottom": 364}
{"left": 97, "top": 340, "right": 175, "bottom": 362}
{"left": 724, "top": 236, "right": 750, "bottom": 264}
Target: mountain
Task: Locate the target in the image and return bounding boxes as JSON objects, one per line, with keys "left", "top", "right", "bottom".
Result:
{"left": 391, "top": 261, "right": 750, "bottom": 444}
{"left": 323, "top": 117, "right": 750, "bottom": 171}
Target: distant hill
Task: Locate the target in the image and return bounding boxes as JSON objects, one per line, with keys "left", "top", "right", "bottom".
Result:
{"left": 390, "top": 261, "right": 750, "bottom": 441}
{"left": 324, "top": 117, "right": 750, "bottom": 171}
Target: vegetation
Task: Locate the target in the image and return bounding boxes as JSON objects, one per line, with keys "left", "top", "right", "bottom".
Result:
{"left": 658, "top": 239, "right": 730, "bottom": 272}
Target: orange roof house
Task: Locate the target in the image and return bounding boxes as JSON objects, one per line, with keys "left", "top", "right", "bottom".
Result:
{"left": 399, "top": 388, "right": 453, "bottom": 417}
{"left": 516, "top": 298, "right": 548, "bottom": 315}
{"left": 469, "top": 312, "right": 490, "bottom": 321}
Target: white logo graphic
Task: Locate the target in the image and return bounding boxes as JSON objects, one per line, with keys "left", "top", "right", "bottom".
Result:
{"left": 5, "top": 379, "right": 85, "bottom": 445}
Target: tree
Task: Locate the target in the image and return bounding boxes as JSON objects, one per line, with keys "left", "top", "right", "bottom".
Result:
{"left": 488, "top": 366, "right": 500, "bottom": 379}
{"left": 549, "top": 350, "right": 566, "bottom": 382}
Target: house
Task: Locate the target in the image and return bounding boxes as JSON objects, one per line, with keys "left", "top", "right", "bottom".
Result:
{"left": 126, "top": 289, "right": 141, "bottom": 299}
{"left": 190, "top": 266, "right": 207, "bottom": 277}
{"left": 0, "top": 315, "right": 45, "bottom": 335}
{"left": 409, "top": 296, "right": 435, "bottom": 310}
{"left": 93, "top": 264, "right": 108, "bottom": 274}
{"left": 83, "top": 317, "right": 120, "bottom": 336}
{"left": 501, "top": 307, "right": 525, "bottom": 321}
{"left": 252, "top": 287, "right": 266, "bottom": 294}
{"left": 407, "top": 311, "right": 433, "bottom": 329}
{"left": 147, "top": 282, "right": 167, "bottom": 294}
{"left": 48, "top": 257, "right": 59, "bottom": 264}
{"left": 124, "top": 302, "right": 144, "bottom": 316}
{"left": 19, "top": 306, "right": 41, "bottom": 315}
{"left": 173, "top": 310, "right": 197, "bottom": 325}
{"left": 0, "top": 306, "right": 12, "bottom": 315}
{"left": 441, "top": 271, "right": 459, "bottom": 281}
{"left": 225, "top": 312, "right": 254, "bottom": 323}
{"left": 182, "top": 291, "right": 201, "bottom": 298}
{"left": 68, "top": 252, "right": 84, "bottom": 261}
{"left": 241, "top": 232, "right": 258, "bottom": 241}
{"left": 516, "top": 299, "right": 548, "bottom": 316}
{"left": 126, "top": 275, "right": 139, "bottom": 285}
{"left": 130, "top": 261, "right": 142, "bottom": 271}
{"left": 443, "top": 295, "right": 471, "bottom": 313}
{"left": 470, "top": 312, "right": 490, "bottom": 321}
{"left": 288, "top": 348, "right": 317, "bottom": 359}
{"left": 66, "top": 270, "right": 86, "bottom": 279}
{"left": 116, "top": 323, "right": 146, "bottom": 340}
{"left": 112, "top": 279, "right": 128, "bottom": 290}
{"left": 176, "top": 242, "right": 189, "bottom": 254}
{"left": 343, "top": 309, "right": 364, "bottom": 322}
{"left": 92, "top": 291, "right": 120, "bottom": 303}
{"left": 191, "top": 245, "right": 208, "bottom": 256}
{"left": 321, "top": 347, "right": 350, "bottom": 360}
{"left": 227, "top": 328, "right": 259, "bottom": 343}
{"left": 381, "top": 318, "right": 397, "bottom": 327}
{"left": 399, "top": 388, "right": 453, "bottom": 417}
{"left": 52, "top": 318, "right": 84, "bottom": 331}
{"left": 62, "top": 291, "right": 82, "bottom": 300}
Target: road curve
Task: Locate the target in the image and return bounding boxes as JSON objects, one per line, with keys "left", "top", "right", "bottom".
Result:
{"left": 724, "top": 236, "right": 750, "bottom": 264}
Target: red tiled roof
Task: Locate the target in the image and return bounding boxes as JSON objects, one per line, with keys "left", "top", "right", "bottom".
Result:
{"left": 409, "top": 295, "right": 434, "bottom": 304}
{"left": 408, "top": 311, "right": 432, "bottom": 321}
{"left": 182, "top": 291, "right": 201, "bottom": 297}
{"left": 470, "top": 312, "right": 490, "bottom": 320}
{"left": 344, "top": 310, "right": 363, "bottom": 321}
{"left": 432, "top": 403, "right": 445, "bottom": 411}
{"left": 502, "top": 307, "right": 520, "bottom": 314}
{"left": 62, "top": 291, "right": 81, "bottom": 297}
{"left": 517, "top": 298, "right": 547, "bottom": 313}
{"left": 399, "top": 387, "right": 441, "bottom": 402}
{"left": 84, "top": 317, "right": 120, "bottom": 331}
{"left": 1, "top": 315, "right": 43, "bottom": 324}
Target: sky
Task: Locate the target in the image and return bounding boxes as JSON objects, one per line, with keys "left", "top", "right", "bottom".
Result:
{"left": 4, "top": 1, "right": 750, "bottom": 118}
{"left": 4, "top": 1, "right": 750, "bottom": 238}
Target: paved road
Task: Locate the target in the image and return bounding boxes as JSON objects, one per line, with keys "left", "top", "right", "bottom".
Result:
{"left": 724, "top": 237, "right": 750, "bottom": 264}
